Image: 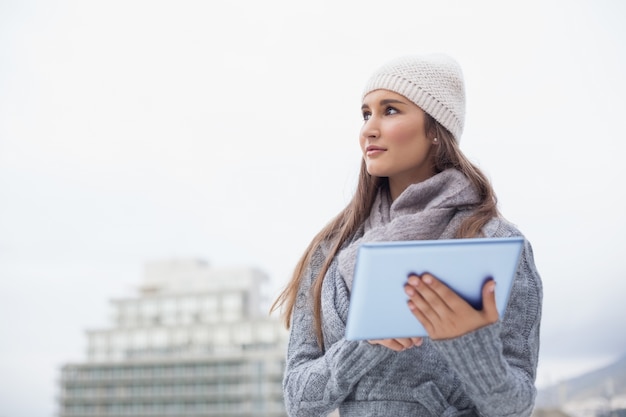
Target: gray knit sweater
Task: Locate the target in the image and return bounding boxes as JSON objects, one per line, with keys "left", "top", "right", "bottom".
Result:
{"left": 283, "top": 172, "right": 542, "bottom": 417}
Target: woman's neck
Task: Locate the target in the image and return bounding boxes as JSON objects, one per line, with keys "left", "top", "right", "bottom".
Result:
{"left": 388, "top": 171, "right": 436, "bottom": 201}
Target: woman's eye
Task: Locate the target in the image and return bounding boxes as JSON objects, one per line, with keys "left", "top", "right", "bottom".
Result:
{"left": 362, "top": 111, "right": 371, "bottom": 121}
{"left": 385, "top": 106, "right": 399, "bottom": 115}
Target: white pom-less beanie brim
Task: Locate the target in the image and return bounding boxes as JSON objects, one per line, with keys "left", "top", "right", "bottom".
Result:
{"left": 362, "top": 54, "right": 466, "bottom": 142}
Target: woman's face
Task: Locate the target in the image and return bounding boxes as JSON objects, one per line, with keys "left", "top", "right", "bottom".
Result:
{"left": 360, "top": 89, "right": 436, "bottom": 196}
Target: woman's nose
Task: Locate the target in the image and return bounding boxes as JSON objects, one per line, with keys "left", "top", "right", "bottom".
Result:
{"left": 361, "top": 118, "right": 380, "bottom": 140}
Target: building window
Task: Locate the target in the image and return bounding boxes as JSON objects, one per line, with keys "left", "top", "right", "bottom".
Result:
{"left": 140, "top": 299, "right": 159, "bottom": 325}
{"left": 180, "top": 296, "right": 197, "bottom": 325}
{"left": 222, "top": 293, "right": 243, "bottom": 322}
{"left": 200, "top": 295, "right": 218, "bottom": 323}
{"left": 233, "top": 323, "right": 252, "bottom": 345}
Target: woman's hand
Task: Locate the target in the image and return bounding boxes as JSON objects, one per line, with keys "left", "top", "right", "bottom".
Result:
{"left": 404, "top": 273, "right": 499, "bottom": 340}
{"left": 368, "top": 337, "right": 423, "bottom": 352}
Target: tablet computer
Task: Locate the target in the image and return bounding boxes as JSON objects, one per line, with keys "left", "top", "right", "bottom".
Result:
{"left": 345, "top": 236, "right": 524, "bottom": 340}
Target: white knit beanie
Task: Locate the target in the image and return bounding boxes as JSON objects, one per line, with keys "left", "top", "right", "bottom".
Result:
{"left": 362, "top": 54, "right": 466, "bottom": 142}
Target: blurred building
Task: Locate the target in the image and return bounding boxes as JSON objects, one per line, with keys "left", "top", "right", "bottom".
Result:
{"left": 58, "top": 259, "right": 288, "bottom": 417}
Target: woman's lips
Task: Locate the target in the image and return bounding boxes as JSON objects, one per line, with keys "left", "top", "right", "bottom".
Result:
{"left": 366, "top": 146, "right": 386, "bottom": 157}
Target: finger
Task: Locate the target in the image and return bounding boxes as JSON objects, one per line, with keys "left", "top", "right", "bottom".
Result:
{"left": 411, "top": 337, "right": 423, "bottom": 347}
{"left": 411, "top": 274, "right": 451, "bottom": 318}
{"left": 368, "top": 339, "right": 405, "bottom": 352}
{"left": 481, "top": 279, "right": 499, "bottom": 323}
{"left": 405, "top": 279, "right": 440, "bottom": 330}
{"left": 394, "top": 337, "right": 417, "bottom": 349}
{"left": 407, "top": 299, "right": 436, "bottom": 335}
{"left": 419, "top": 273, "right": 465, "bottom": 312}
{"left": 404, "top": 274, "right": 419, "bottom": 296}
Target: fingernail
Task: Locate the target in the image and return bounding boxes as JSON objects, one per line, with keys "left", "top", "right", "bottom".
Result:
{"left": 489, "top": 282, "right": 496, "bottom": 293}
{"left": 423, "top": 275, "right": 432, "bottom": 285}
{"left": 405, "top": 286, "right": 415, "bottom": 296}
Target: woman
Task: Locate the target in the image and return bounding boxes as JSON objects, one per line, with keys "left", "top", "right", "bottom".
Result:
{"left": 271, "top": 54, "right": 542, "bottom": 417}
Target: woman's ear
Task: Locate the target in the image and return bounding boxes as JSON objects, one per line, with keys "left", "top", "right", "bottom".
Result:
{"left": 423, "top": 112, "right": 438, "bottom": 142}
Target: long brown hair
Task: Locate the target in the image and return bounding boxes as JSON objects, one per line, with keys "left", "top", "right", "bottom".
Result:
{"left": 270, "top": 115, "right": 499, "bottom": 346}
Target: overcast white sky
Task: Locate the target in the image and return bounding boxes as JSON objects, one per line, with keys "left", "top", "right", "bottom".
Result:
{"left": 1, "top": 0, "right": 626, "bottom": 415}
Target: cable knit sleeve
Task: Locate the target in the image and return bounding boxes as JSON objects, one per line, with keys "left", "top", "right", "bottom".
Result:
{"left": 282, "top": 248, "right": 394, "bottom": 417}
{"left": 432, "top": 237, "right": 542, "bottom": 417}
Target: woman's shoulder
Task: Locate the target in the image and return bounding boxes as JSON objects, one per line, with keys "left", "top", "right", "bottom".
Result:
{"left": 482, "top": 216, "right": 526, "bottom": 239}
{"left": 483, "top": 216, "right": 541, "bottom": 282}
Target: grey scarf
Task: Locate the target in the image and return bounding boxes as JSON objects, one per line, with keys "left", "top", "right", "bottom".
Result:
{"left": 337, "top": 169, "right": 481, "bottom": 289}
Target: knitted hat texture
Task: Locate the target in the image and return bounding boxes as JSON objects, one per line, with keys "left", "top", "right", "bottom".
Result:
{"left": 362, "top": 54, "right": 466, "bottom": 142}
